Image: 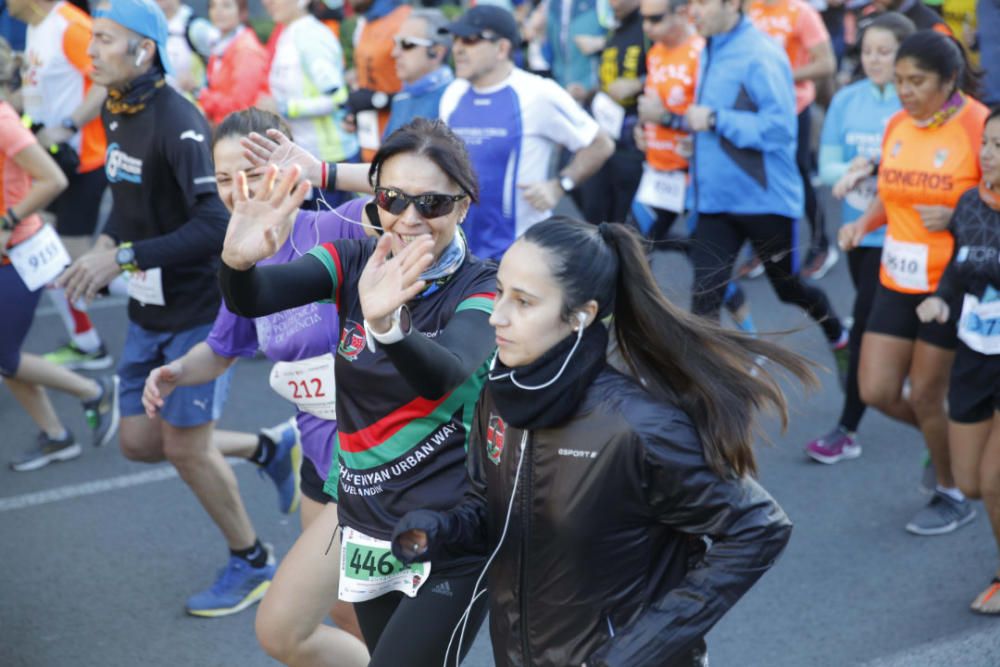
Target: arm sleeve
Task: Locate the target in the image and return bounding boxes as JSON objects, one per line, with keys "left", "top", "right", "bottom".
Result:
{"left": 539, "top": 78, "right": 601, "bottom": 151}
{"left": 62, "top": 18, "right": 93, "bottom": 74}
{"left": 219, "top": 254, "right": 335, "bottom": 318}
{"left": 590, "top": 421, "right": 793, "bottom": 667}
{"left": 934, "top": 199, "right": 968, "bottom": 302}
{"left": 132, "top": 194, "right": 229, "bottom": 269}
{"left": 714, "top": 55, "right": 798, "bottom": 151}
{"left": 380, "top": 308, "right": 496, "bottom": 400}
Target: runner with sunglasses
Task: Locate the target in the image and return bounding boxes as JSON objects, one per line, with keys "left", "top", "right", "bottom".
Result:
{"left": 384, "top": 9, "right": 453, "bottom": 137}
{"left": 220, "top": 118, "right": 494, "bottom": 667}
{"left": 439, "top": 5, "right": 615, "bottom": 261}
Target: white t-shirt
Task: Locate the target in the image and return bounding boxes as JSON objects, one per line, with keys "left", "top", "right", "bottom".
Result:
{"left": 439, "top": 68, "right": 599, "bottom": 260}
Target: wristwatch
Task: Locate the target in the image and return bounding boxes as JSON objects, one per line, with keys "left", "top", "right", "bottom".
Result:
{"left": 364, "top": 305, "right": 412, "bottom": 352}
{"left": 559, "top": 175, "right": 576, "bottom": 193}
{"left": 61, "top": 117, "right": 79, "bottom": 134}
{"left": 707, "top": 110, "right": 718, "bottom": 131}
{"left": 116, "top": 242, "right": 138, "bottom": 272}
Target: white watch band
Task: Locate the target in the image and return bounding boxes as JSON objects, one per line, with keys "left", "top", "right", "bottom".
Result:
{"left": 364, "top": 306, "right": 406, "bottom": 352}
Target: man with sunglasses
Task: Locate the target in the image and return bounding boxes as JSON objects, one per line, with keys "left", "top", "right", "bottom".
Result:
{"left": 384, "top": 9, "right": 453, "bottom": 138}
{"left": 439, "top": 4, "right": 614, "bottom": 261}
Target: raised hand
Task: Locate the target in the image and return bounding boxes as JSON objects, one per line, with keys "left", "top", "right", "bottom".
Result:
{"left": 143, "top": 361, "right": 183, "bottom": 418}
{"left": 241, "top": 129, "right": 323, "bottom": 185}
{"left": 221, "top": 165, "right": 310, "bottom": 271}
{"left": 358, "top": 234, "right": 434, "bottom": 331}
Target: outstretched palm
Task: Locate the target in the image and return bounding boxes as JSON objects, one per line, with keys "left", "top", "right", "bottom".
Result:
{"left": 221, "top": 165, "right": 310, "bottom": 271}
{"left": 242, "top": 129, "right": 323, "bottom": 185}
{"left": 359, "top": 234, "right": 435, "bottom": 329}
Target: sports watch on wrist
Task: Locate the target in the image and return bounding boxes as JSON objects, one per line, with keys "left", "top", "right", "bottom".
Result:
{"left": 559, "top": 175, "right": 575, "bottom": 193}
{"left": 116, "top": 242, "right": 138, "bottom": 272}
{"left": 707, "top": 110, "right": 718, "bottom": 131}
{"left": 61, "top": 117, "right": 79, "bottom": 134}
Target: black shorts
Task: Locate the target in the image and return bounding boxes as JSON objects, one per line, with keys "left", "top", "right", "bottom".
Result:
{"left": 865, "top": 283, "right": 959, "bottom": 349}
{"left": 948, "top": 343, "right": 1000, "bottom": 423}
{"left": 48, "top": 167, "right": 107, "bottom": 237}
{"left": 300, "top": 456, "right": 331, "bottom": 505}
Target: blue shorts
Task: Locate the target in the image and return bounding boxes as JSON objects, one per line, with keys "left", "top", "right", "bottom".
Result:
{"left": 118, "top": 321, "right": 231, "bottom": 427}
{"left": 0, "top": 264, "right": 44, "bottom": 377}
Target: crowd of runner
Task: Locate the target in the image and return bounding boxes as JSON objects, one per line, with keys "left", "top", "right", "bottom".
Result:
{"left": 1, "top": 0, "right": 998, "bottom": 662}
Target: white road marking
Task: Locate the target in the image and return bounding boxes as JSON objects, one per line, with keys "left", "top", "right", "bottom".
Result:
{"left": 0, "top": 460, "right": 246, "bottom": 513}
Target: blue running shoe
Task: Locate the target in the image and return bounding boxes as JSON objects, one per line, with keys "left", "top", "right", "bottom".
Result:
{"left": 259, "top": 419, "right": 302, "bottom": 514}
{"left": 186, "top": 544, "right": 276, "bottom": 617}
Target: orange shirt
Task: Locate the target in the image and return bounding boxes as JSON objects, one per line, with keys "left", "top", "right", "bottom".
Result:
{"left": 353, "top": 4, "right": 411, "bottom": 159}
{"left": 643, "top": 34, "right": 702, "bottom": 173}
{"left": 22, "top": 2, "right": 106, "bottom": 173}
{"left": 748, "top": 0, "right": 829, "bottom": 113}
{"left": 877, "top": 99, "right": 988, "bottom": 294}
{"left": 1, "top": 102, "right": 43, "bottom": 253}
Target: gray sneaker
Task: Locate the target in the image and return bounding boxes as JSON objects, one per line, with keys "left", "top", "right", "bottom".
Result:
{"left": 10, "top": 431, "right": 81, "bottom": 472}
{"left": 905, "top": 491, "right": 976, "bottom": 536}
{"left": 82, "top": 375, "right": 120, "bottom": 447}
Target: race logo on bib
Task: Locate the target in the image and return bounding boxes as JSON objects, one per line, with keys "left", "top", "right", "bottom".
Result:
{"left": 486, "top": 413, "right": 506, "bottom": 465}
{"left": 338, "top": 320, "right": 367, "bottom": 362}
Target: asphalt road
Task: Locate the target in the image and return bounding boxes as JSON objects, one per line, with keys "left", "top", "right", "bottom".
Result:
{"left": 2, "top": 214, "right": 998, "bottom": 667}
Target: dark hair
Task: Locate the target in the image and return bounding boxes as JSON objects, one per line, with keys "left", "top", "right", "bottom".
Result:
{"left": 369, "top": 118, "right": 479, "bottom": 202}
{"left": 860, "top": 12, "right": 916, "bottom": 48}
{"left": 213, "top": 108, "right": 293, "bottom": 148}
{"left": 896, "top": 29, "right": 981, "bottom": 98}
{"left": 520, "top": 218, "right": 816, "bottom": 479}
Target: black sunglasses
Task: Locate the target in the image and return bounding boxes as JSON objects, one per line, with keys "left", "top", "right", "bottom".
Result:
{"left": 394, "top": 36, "right": 435, "bottom": 51}
{"left": 641, "top": 12, "right": 668, "bottom": 22}
{"left": 374, "top": 187, "right": 467, "bottom": 218}
{"left": 456, "top": 31, "right": 500, "bottom": 46}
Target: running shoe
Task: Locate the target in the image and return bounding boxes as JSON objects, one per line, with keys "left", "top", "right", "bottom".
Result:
{"left": 43, "top": 342, "right": 113, "bottom": 370}
{"left": 185, "top": 544, "right": 277, "bottom": 617}
{"left": 905, "top": 491, "right": 976, "bottom": 536}
{"left": 805, "top": 426, "right": 860, "bottom": 464}
{"left": 10, "top": 431, "right": 81, "bottom": 472}
{"left": 82, "top": 375, "right": 120, "bottom": 448}
{"left": 737, "top": 256, "right": 765, "bottom": 279}
{"left": 801, "top": 246, "right": 839, "bottom": 280}
{"left": 259, "top": 419, "right": 302, "bottom": 515}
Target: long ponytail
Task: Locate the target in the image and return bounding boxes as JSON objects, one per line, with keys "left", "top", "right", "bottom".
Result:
{"left": 523, "top": 218, "right": 817, "bottom": 478}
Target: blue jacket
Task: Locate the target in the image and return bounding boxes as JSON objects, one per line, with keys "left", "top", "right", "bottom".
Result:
{"left": 384, "top": 66, "right": 454, "bottom": 138}
{"left": 692, "top": 17, "right": 802, "bottom": 218}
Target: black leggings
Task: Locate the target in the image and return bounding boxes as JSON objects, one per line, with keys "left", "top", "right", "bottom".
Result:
{"left": 838, "top": 246, "right": 881, "bottom": 432}
{"left": 581, "top": 145, "right": 645, "bottom": 225}
{"left": 797, "top": 106, "right": 826, "bottom": 253}
{"left": 354, "top": 568, "right": 489, "bottom": 667}
{"left": 689, "top": 212, "right": 842, "bottom": 342}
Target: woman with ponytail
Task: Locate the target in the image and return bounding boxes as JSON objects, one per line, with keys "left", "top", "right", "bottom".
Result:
{"left": 839, "top": 29, "right": 988, "bottom": 536}
{"left": 392, "top": 217, "right": 813, "bottom": 667}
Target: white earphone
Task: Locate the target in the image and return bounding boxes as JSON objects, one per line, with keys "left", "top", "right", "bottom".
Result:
{"left": 135, "top": 50, "right": 146, "bottom": 67}
{"left": 575, "top": 311, "right": 587, "bottom": 329}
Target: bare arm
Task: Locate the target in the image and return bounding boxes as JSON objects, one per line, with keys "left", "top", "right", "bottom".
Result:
{"left": 9, "top": 142, "right": 69, "bottom": 219}
{"left": 561, "top": 130, "right": 615, "bottom": 187}
{"left": 71, "top": 84, "right": 107, "bottom": 128}
{"left": 793, "top": 40, "right": 835, "bottom": 83}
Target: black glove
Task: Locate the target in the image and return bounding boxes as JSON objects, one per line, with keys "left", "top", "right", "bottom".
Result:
{"left": 345, "top": 88, "right": 392, "bottom": 114}
{"left": 390, "top": 509, "right": 447, "bottom": 564}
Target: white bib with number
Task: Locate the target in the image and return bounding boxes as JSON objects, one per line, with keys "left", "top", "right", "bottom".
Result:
{"left": 8, "top": 224, "right": 71, "bottom": 291}
{"left": 356, "top": 110, "right": 381, "bottom": 151}
{"left": 958, "top": 293, "right": 1000, "bottom": 355}
{"left": 591, "top": 91, "right": 625, "bottom": 141}
{"left": 127, "top": 268, "right": 166, "bottom": 306}
{"left": 338, "top": 526, "right": 431, "bottom": 602}
{"left": 845, "top": 176, "right": 877, "bottom": 212}
{"left": 268, "top": 353, "right": 337, "bottom": 419}
{"left": 636, "top": 166, "right": 686, "bottom": 213}
{"left": 882, "top": 235, "right": 929, "bottom": 292}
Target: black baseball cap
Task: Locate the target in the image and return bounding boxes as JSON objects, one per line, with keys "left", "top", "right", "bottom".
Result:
{"left": 441, "top": 5, "right": 521, "bottom": 47}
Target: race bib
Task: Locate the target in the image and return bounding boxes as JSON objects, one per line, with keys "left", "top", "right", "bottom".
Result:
{"left": 356, "top": 110, "right": 381, "bottom": 151}
{"left": 8, "top": 224, "right": 71, "bottom": 291}
{"left": 338, "top": 526, "right": 431, "bottom": 602}
{"left": 127, "top": 267, "right": 166, "bottom": 306}
{"left": 882, "top": 236, "right": 929, "bottom": 292}
{"left": 268, "top": 353, "right": 337, "bottom": 420}
{"left": 591, "top": 91, "right": 625, "bottom": 141}
{"left": 636, "top": 166, "right": 686, "bottom": 213}
{"left": 845, "top": 176, "right": 877, "bottom": 213}
{"left": 958, "top": 292, "right": 1000, "bottom": 355}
